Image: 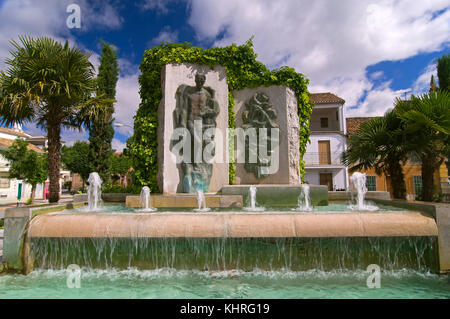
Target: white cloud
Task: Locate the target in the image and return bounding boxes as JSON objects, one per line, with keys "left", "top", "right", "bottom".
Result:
{"left": 0, "top": 0, "right": 122, "bottom": 70}
{"left": 140, "top": 0, "right": 180, "bottom": 14}
{"left": 61, "top": 129, "right": 88, "bottom": 147}
{"left": 82, "top": 1, "right": 123, "bottom": 30}
{"left": 0, "top": 0, "right": 127, "bottom": 147}
{"left": 370, "top": 71, "right": 384, "bottom": 80}
{"left": 112, "top": 138, "right": 126, "bottom": 152}
{"left": 113, "top": 72, "right": 140, "bottom": 137}
{"left": 150, "top": 26, "right": 179, "bottom": 45}
{"left": 413, "top": 62, "right": 438, "bottom": 95}
{"left": 187, "top": 0, "right": 450, "bottom": 111}
{"left": 346, "top": 82, "right": 410, "bottom": 117}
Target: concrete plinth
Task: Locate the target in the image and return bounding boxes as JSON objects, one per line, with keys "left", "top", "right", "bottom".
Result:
{"left": 126, "top": 194, "right": 243, "bottom": 208}
{"left": 435, "top": 205, "right": 450, "bottom": 273}
{"left": 221, "top": 184, "right": 328, "bottom": 206}
{"left": 2, "top": 208, "right": 32, "bottom": 272}
{"left": 73, "top": 194, "right": 88, "bottom": 203}
{"left": 102, "top": 193, "right": 132, "bottom": 202}
{"left": 28, "top": 211, "right": 437, "bottom": 239}
{"left": 232, "top": 86, "right": 300, "bottom": 185}
{"left": 328, "top": 191, "right": 391, "bottom": 201}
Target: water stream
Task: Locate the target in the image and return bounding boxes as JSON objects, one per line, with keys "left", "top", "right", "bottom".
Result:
{"left": 349, "top": 173, "right": 379, "bottom": 211}
{"left": 244, "top": 186, "right": 265, "bottom": 212}
{"left": 29, "top": 236, "right": 438, "bottom": 273}
{"left": 294, "top": 184, "right": 312, "bottom": 211}
{"left": 194, "top": 190, "right": 210, "bottom": 212}
{"left": 137, "top": 186, "right": 156, "bottom": 212}
{"left": 87, "top": 172, "right": 102, "bottom": 211}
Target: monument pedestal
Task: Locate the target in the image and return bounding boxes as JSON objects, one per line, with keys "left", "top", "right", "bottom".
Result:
{"left": 233, "top": 86, "right": 301, "bottom": 185}
{"left": 221, "top": 184, "right": 328, "bottom": 207}
{"left": 126, "top": 194, "right": 242, "bottom": 208}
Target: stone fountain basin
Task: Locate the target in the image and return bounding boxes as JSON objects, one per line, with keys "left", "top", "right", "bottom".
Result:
{"left": 28, "top": 211, "right": 438, "bottom": 238}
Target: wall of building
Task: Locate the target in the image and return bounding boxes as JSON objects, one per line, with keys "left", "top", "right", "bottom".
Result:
{"left": 310, "top": 107, "right": 341, "bottom": 131}
{"left": 306, "top": 133, "right": 346, "bottom": 157}
{"left": 350, "top": 162, "right": 449, "bottom": 200}
{"left": 305, "top": 168, "right": 347, "bottom": 190}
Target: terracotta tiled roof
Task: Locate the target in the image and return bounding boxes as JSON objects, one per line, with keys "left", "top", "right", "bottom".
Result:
{"left": 0, "top": 127, "right": 30, "bottom": 138}
{"left": 0, "top": 137, "right": 44, "bottom": 153}
{"left": 346, "top": 117, "right": 379, "bottom": 136}
{"left": 310, "top": 92, "right": 345, "bottom": 104}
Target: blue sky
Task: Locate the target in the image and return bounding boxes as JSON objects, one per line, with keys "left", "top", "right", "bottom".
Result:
{"left": 0, "top": 0, "right": 449, "bottom": 151}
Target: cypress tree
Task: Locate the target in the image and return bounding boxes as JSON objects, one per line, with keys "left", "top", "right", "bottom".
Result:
{"left": 437, "top": 54, "right": 450, "bottom": 92}
{"left": 436, "top": 54, "right": 450, "bottom": 177}
{"left": 429, "top": 75, "right": 437, "bottom": 93}
{"left": 89, "top": 41, "right": 119, "bottom": 182}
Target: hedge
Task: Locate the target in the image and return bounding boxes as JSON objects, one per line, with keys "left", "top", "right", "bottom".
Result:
{"left": 127, "top": 39, "right": 312, "bottom": 192}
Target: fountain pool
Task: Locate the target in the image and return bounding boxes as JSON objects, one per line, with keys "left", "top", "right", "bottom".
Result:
{"left": 0, "top": 268, "right": 448, "bottom": 299}
{"left": 2, "top": 197, "right": 447, "bottom": 299}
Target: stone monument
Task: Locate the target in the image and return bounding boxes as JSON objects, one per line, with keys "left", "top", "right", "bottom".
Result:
{"left": 241, "top": 92, "right": 279, "bottom": 178}
{"left": 233, "top": 85, "right": 301, "bottom": 185}
{"left": 174, "top": 73, "right": 220, "bottom": 193}
{"left": 157, "top": 63, "right": 229, "bottom": 194}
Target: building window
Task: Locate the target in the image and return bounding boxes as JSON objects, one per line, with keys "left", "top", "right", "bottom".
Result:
{"left": 320, "top": 117, "right": 329, "bottom": 128}
{"left": 0, "top": 177, "right": 10, "bottom": 188}
{"left": 413, "top": 176, "right": 422, "bottom": 196}
{"left": 366, "top": 176, "right": 377, "bottom": 191}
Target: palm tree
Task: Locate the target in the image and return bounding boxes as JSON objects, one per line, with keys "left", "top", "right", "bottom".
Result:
{"left": 342, "top": 110, "right": 408, "bottom": 199}
{"left": 0, "top": 36, "right": 111, "bottom": 202}
{"left": 395, "top": 91, "right": 450, "bottom": 201}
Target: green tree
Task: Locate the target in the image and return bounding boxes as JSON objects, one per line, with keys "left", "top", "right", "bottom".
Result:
{"left": 395, "top": 91, "right": 450, "bottom": 201}
{"left": 61, "top": 141, "right": 91, "bottom": 187}
{"left": 128, "top": 41, "right": 312, "bottom": 191}
{"left": 437, "top": 54, "right": 450, "bottom": 92}
{"left": 430, "top": 75, "right": 437, "bottom": 93}
{"left": 0, "top": 36, "right": 111, "bottom": 202}
{"left": 0, "top": 139, "right": 47, "bottom": 203}
{"left": 110, "top": 153, "right": 132, "bottom": 185}
{"left": 89, "top": 41, "right": 119, "bottom": 181}
{"left": 342, "top": 110, "right": 408, "bottom": 199}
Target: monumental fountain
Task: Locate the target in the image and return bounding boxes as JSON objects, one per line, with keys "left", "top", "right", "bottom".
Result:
{"left": 1, "top": 62, "right": 449, "bottom": 298}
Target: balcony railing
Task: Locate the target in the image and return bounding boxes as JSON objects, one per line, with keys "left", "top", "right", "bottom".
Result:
{"left": 303, "top": 151, "right": 344, "bottom": 166}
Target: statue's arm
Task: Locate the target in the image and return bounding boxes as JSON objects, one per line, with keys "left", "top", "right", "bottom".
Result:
{"left": 175, "top": 85, "right": 189, "bottom": 128}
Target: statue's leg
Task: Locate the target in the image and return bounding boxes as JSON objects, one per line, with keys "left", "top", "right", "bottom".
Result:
{"left": 182, "top": 163, "right": 193, "bottom": 193}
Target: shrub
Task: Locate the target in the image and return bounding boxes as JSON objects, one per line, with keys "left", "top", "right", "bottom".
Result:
{"left": 128, "top": 39, "right": 312, "bottom": 192}
{"left": 102, "top": 184, "right": 141, "bottom": 194}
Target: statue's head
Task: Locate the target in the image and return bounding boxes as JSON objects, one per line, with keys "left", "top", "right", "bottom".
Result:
{"left": 195, "top": 73, "right": 206, "bottom": 89}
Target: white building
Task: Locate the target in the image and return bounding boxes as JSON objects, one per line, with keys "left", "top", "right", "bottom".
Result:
{"left": 304, "top": 93, "right": 349, "bottom": 191}
{"left": 0, "top": 125, "right": 49, "bottom": 201}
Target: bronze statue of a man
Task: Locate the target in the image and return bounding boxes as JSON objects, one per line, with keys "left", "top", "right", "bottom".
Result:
{"left": 173, "top": 73, "right": 220, "bottom": 193}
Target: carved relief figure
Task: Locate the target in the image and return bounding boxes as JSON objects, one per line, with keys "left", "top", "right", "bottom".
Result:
{"left": 242, "top": 92, "right": 278, "bottom": 178}
{"left": 173, "top": 73, "right": 220, "bottom": 193}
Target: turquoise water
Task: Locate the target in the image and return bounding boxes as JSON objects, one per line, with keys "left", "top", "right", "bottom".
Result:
{"left": 4, "top": 203, "right": 444, "bottom": 299}
{"left": 68, "top": 202, "right": 406, "bottom": 214}
{"left": 0, "top": 268, "right": 448, "bottom": 299}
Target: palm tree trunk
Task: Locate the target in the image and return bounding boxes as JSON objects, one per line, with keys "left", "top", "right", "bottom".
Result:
{"left": 386, "top": 160, "right": 406, "bottom": 200}
{"left": 47, "top": 122, "right": 61, "bottom": 203}
{"left": 421, "top": 152, "right": 437, "bottom": 202}
{"left": 30, "top": 184, "right": 36, "bottom": 204}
